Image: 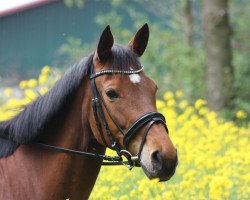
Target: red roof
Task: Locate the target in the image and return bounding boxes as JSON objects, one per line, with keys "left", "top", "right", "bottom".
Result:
{"left": 0, "top": 0, "right": 57, "bottom": 17}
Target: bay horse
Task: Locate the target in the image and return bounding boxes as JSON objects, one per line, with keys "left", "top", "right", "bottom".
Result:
{"left": 0, "top": 24, "right": 178, "bottom": 200}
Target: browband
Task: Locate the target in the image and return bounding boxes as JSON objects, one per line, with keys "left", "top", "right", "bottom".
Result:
{"left": 90, "top": 65, "right": 144, "bottom": 79}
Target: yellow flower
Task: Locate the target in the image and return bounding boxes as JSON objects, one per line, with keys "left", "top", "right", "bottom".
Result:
{"left": 206, "top": 161, "right": 214, "bottom": 170}
{"left": 4, "top": 87, "right": 13, "bottom": 97}
{"left": 167, "top": 99, "right": 176, "bottom": 107}
{"left": 156, "top": 100, "right": 165, "bottom": 109}
{"left": 185, "top": 106, "right": 195, "bottom": 115}
{"left": 236, "top": 110, "right": 247, "bottom": 119}
{"left": 41, "top": 65, "right": 51, "bottom": 74}
{"left": 39, "top": 87, "right": 48, "bottom": 95}
{"left": 176, "top": 90, "right": 184, "bottom": 98}
{"left": 199, "top": 107, "right": 208, "bottom": 115}
{"left": 163, "top": 191, "right": 174, "bottom": 199}
{"left": 24, "top": 89, "right": 37, "bottom": 100}
{"left": 27, "top": 79, "right": 38, "bottom": 88}
{"left": 163, "top": 91, "right": 174, "bottom": 100}
{"left": 1, "top": 86, "right": 250, "bottom": 199}
{"left": 179, "top": 100, "right": 188, "bottom": 109}
{"left": 195, "top": 99, "right": 207, "bottom": 110}
{"left": 38, "top": 74, "right": 48, "bottom": 84}
{"left": 119, "top": 195, "right": 129, "bottom": 200}
{"left": 19, "top": 80, "right": 27, "bottom": 89}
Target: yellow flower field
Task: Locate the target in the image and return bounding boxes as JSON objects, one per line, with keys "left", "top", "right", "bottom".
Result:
{"left": 0, "top": 67, "right": 249, "bottom": 199}
{"left": 91, "top": 94, "right": 250, "bottom": 200}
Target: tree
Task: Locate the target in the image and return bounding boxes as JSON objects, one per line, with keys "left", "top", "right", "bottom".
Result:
{"left": 202, "top": 0, "right": 234, "bottom": 111}
{"left": 182, "top": 0, "right": 194, "bottom": 47}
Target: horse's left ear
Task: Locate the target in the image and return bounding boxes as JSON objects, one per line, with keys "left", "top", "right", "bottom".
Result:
{"left": 128, "top": 23, "right": 149, "bottom": 57}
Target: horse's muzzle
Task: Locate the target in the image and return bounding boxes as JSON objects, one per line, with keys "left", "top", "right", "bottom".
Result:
{"left": 142, "top": 149, "right": 178, "bottom": 182}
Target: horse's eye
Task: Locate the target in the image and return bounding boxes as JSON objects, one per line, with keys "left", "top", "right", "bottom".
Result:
{"left": 106, "top": 89, "right": 119, "bottom": 100}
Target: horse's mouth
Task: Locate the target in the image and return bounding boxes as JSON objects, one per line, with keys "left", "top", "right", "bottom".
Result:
{"left": 141, "top": 162, "right": 176, "bottom": 182}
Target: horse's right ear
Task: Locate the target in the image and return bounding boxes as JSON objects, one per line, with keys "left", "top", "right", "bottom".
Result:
{"left": 96, "top": 25, "right": 114, "bottom": 62}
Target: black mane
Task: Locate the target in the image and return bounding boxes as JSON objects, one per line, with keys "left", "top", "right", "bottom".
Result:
{"left": 0, "top": 45, "right": 139, "bottom": 158}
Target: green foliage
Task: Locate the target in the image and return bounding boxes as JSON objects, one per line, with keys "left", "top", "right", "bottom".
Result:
{"left": 229, "top": 0, "right": 250, "bottom": 120}
{"left": 57, "top": 37, "right": 94, "bottom": 67}
{"left": 95, "top": 1, "right": 205, "bottom": 100}
{"left": 140, "top": 24, "right": 205, "bottom": 100}
{"left": 58, "top": 0, "right": 250, "bottom": 122}
{"left": 63, "top": 0, "right": 85, "bottom": 8}
{"left": 95, "top": 10, "right": 132, "bottom": 44}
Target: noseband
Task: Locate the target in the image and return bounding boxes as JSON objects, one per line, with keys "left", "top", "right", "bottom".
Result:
{"left": 89, "top": 63, "right": 168, "bottom": 169}
{"left": 30, "top": 62, "right": 168, "bottom": 170}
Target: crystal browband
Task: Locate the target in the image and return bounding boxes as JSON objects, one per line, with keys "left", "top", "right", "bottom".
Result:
{"left": 90, "top": 65, "right": 144, "bottom": 79}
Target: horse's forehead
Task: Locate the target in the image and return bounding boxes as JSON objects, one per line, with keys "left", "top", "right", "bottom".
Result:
{"left": 117, "top": 73, "right": 155, "bottom": 93}
{"left": 111, "top": 73, "right": 142, "bottom": 85}
{"left": 129, "top": 74, "right": 141, "bottom": 84}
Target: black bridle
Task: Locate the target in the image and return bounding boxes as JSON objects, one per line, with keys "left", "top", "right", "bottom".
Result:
{"left": 88, "top": 63, "right": 168, "bottom": 169}
{"left": 32, "top": 63, "right": 168, "bottom": 170}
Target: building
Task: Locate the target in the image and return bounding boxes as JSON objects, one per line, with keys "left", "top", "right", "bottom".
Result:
{"left": 0, "top": 0, "right": 111, "bottom": 81}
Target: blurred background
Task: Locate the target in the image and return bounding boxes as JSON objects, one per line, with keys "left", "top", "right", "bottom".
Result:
{"left": 0, "top": 0, "right": 250, "bottom": 121}
{"left": 0, "top": 1, "right": 250, "bottom": 199}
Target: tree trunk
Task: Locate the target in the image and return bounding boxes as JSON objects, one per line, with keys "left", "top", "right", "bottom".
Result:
{"left": 202, "top": 0, "right": 234, "bottom": 111}
{"left": 183, "top": 0, "right": 194, "bottom": 47}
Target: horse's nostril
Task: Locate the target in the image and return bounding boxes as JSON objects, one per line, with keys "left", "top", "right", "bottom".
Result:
{"left": 151, "top": 151, "right": 163, "bottom": 169}
{"left": 150, "top": 150, "right": 178, "bottom": 175}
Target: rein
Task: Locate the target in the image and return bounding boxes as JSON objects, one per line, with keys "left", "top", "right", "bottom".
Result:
{"left": 30, "top": 63, "right": 168, "bottom": 169}
{"left": 30, "top": 142, "right": 124, "bottom": 165}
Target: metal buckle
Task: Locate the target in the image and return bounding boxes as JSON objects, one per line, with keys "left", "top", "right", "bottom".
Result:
{"left": 119, "top": 150, "right": 139, "bottom": 170}
{"left": 92, "top": 98, "right": 98, "bottom": 103}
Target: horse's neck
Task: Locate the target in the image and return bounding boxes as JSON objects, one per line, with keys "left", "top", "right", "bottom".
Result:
{"left": 0, "top": 83, "right": 105, "bottom": 200}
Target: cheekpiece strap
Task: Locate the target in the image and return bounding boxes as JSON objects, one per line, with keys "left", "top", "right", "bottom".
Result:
{"left": 90, "top": 65, "right": 144, "bottom": 79}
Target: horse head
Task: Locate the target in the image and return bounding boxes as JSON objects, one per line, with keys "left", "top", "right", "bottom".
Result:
{"left": 89, "top": 24, "right": 178, "bottom": 181}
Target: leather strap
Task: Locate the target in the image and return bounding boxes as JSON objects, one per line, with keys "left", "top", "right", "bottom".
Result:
{"left": 123, "top": 112, "right": 168, "bottom": 149}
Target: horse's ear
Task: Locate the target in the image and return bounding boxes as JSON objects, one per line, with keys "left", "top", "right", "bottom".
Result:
{"left": 96, "top": 25, "right": 114, "bottom": 62}
{"left": 128, "top": 23, "right": 149, "bottom": 57}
